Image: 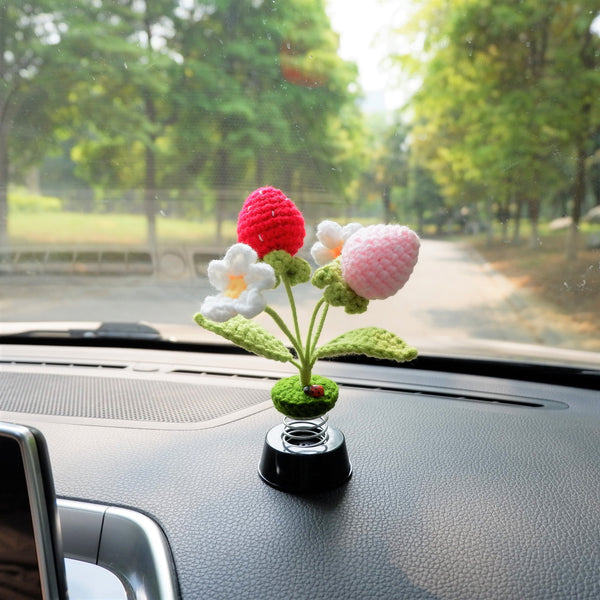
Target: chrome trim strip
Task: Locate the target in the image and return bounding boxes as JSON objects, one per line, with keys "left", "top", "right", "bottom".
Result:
{"left": 58, "top": 499, "right": 179, "bottom": 600}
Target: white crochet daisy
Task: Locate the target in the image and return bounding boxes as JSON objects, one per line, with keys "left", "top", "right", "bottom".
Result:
{"left": 310, "top": 220, "right": 362, "bottom": 266}
{"left": 200, "top": 243, "right": 276, "bottom": 322}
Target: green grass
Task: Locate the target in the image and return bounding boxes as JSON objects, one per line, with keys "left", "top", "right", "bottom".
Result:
{"left": 9, "top": 211, "right": 238, "bottom": 247}
{"left": 7, "top": 209, "right": 378, "bottom": 247}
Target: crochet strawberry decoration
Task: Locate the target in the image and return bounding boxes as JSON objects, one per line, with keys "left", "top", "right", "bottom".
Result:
{"left": 194, "top": 186, "right": 420, "bottom": 419}
{"left": 342, "top": 224, "right": 420, "bottom": 299}
{"left": 237, "top": 186, "right": 305, "bottom": 258}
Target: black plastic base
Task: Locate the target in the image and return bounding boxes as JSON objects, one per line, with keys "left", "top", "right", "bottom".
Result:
{"left": 258, "top": 424, "right": 352, "bottom": 493}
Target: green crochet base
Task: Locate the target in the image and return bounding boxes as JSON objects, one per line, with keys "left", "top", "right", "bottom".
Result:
{"left": 271, "top": 375, "right": 339, "bottom": 419}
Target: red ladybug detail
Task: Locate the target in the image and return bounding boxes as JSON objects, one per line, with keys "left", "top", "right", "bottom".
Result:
{"left": 303, "top": 385, "right": 325, "bottom": 398}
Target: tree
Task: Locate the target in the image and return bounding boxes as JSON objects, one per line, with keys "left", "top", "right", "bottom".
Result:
{"left": 408, "top": 162, "right": 444, "bottom": 235}
{"left": 549, "top": 4, "right": 600, "bottom": 259}
{"left": 63, "top": 0, "right": 177, "bottom": 257}
{"left": 396, "top": 0, "right": 600, "bottom": 254}
{"left": 361, "top": 113, "right": 410, "bottom": 223}
{"left": 0, "top": 0, "right": 76, "bottom": 248}
{"left": 2, "top": 0, "right": 364, "bottom": 250}
{"left": 169, "top": 0, "right": 363, "bottom": 239}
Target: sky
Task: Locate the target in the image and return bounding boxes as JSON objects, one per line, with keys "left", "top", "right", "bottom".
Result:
{"left": 324, "top": 0, "right": 412, "bottom": 110}
{"left": 325, "top": 4, "right": 600, "bottom": 112}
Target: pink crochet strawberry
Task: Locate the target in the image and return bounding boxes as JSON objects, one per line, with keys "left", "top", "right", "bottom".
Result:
{"left": 341, "top": 224, "right": 420, "bottom": 300}
{"left": 237, "top": 187, "right": 305, "bottom": 258}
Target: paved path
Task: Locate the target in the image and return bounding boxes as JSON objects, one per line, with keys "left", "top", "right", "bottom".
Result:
{"left": 0, "top": 240, "right": 588, "bottom": 352}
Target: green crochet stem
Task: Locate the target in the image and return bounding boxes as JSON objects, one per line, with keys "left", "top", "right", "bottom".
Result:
{"left": 265, "top": 279, "right": 331, "bottom": 387}
{"left": 263, "top": 306, "right": 304, "bottom": 369}
{"left": 309, "top": 299, "right": 329, "bottom": 358}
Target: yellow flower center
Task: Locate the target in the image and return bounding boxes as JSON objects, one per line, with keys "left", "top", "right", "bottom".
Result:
{"left": 332, "top": 244, "right": 342, "bottom": 258}
{"left": 225, "top": 274, "right": 247, "bottom": 299}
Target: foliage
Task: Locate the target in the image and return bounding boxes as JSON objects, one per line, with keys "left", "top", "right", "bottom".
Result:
{"left": 3, "top": 0, "right": 598, "bottom": 259}
{"left": 8, "top": 189, "right": 63, "bottom": 213}
{"left": 397, "top": 0, "right": 600, "bottom": 253}
{"left": 0, "top": 0, "right": 81, "bottom": 245}
{"left": 160, "top": 0, "right": 363, "bottom": 202}
{"left": 1, "top": 0, "right": 366, "bottom": 247}
{"left": 358, "top": 112, "right": 411, "bottom": 223}
{"left": 7, "top": 189, "right": 62, "bottom": 214}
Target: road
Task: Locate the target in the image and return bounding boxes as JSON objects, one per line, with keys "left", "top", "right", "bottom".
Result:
{"left": 0, "top": 240, "right": 587, "bottom": 353}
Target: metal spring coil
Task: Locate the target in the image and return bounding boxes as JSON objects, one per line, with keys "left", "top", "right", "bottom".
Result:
{"left": 282, "top": 415, "right": 329, "bottom": 451}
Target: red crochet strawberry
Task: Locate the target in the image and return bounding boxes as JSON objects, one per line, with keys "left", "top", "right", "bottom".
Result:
{"left": 237, "top": 187, "right": 305, "bottom": 258}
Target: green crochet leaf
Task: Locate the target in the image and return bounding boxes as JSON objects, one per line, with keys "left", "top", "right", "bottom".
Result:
{"left": 263, "top": 250, "right": 311, "bottom": 287}
{"left": 315, "top": 327, "right": 418, "bottom": 362}
{"left": 193, "top": 313, "right": 294, "bottom": 363}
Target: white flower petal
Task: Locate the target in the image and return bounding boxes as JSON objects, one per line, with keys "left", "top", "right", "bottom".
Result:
{"left": 226, "top": 243, "right": 257, "bottom": 275}
{"left": 233, "top": 288, "right": 268, "bottom": 319}
{"left": 316, "top": 220, "right": 343, "bottom": 249}
{"left": 200, "top": 295, "right": 238, "bottom": 322}
{"left": 207, "top": 259, "right": 231, "bottom": 291}
{"left": 207, "top": 243, "right": 260, "bottom": 291}
{"left": 311, "top": 220, "right": 363, "bottom": 265}
{"left": 311, "top": 243, "right": 336, "bottom": 266}
{"left": 245, "top": 262, "right": 276, "bottom": 290}
{"left": 200, "top": 242, "right": 274, "bottom": 321}
{"left": 341, "top": 222, "right": 363, "bottom": 242}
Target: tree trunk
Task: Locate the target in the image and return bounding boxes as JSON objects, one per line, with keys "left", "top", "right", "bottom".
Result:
{"left": 382, "top": 185, "right": 393, "bottom": 223}
{"left": 0, "top": 4, "right": 9, "bottom": 250}
{"left": 485, "top": 197, "right": 494, "bottom": 247}
{"left": 565, "top": 26, "right": 595, "bottom": 261}
{"left": 566, "top": 143, "right": 586, "bottom": 262}
{"left": 143, "top": 10, "right": 159, "bottom": 270}
{"left": 590, "top": 164, "right": 600, "bottom": 207}
{"left": 215, "top": 149, "right": 229, "bottom": 246}
{"left": 416, "top": 205, "right": 425, "bottom": 237}
{"left": 0, "top": 138, "right": 8, "bottom": 250}
{"left": 144, "top": 142, "right": 158, "bottom": 262}
{"left": 511, "top": 197, "right": 523, "bottom": 245}
{"left": 143, "top": 85, "right": 159, "bottom": 267}
{"left": 500, "top": 199, "right": 509, "bottom": 243}
{"left": 256, "top": 154, "right": 265, "bottom": 188}
{"left": 528, "top": 197, "right": 541, "bottom": 248}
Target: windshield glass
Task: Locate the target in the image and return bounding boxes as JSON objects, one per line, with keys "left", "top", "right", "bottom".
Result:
{"left": 1, "top": 0, "right": 599, "bottom": 365}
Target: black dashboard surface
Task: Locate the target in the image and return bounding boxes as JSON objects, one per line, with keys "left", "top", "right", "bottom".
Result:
{"left": 1, "top": 343, "right": 599, "bottom": 599}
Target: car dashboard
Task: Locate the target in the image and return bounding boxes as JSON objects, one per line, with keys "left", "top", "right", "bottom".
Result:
{"left": 1, "top": 341, "right": 599, "bottom": 599}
